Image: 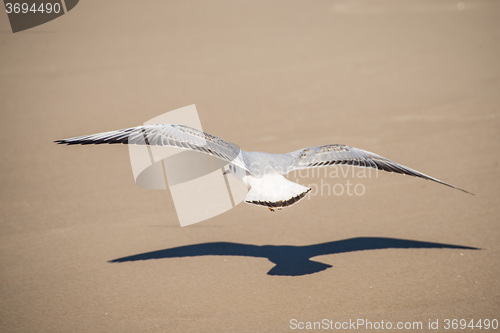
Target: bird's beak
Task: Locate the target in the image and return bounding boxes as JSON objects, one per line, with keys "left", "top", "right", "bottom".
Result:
{"left": 223, "top": 169, "right": 230, "bottom": 175}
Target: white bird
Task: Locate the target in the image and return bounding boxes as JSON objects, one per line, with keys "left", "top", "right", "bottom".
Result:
{"left": 55, "top": 124, "right": 471, "bottom": 211}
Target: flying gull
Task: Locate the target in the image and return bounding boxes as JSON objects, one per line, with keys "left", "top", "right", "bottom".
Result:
{"left": 55, "top": 124, "right": 471, "bottom": 211}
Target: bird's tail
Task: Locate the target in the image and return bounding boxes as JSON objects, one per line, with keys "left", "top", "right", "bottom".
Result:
{"left": 244, "top": 175, "right": 311, "bottom": 210}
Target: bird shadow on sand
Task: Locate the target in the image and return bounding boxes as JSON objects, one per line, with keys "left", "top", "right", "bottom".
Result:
{"left": 109, "top": 237, "right": 478, "bottom": 276}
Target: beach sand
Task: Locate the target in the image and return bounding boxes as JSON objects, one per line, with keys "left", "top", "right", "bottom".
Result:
{"left": 1, "top": 0, "right": 499, "bottom": 331}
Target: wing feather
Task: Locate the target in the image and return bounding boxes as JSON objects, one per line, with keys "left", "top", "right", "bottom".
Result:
{"left": 290, "top": 144, "right": 471, "bottom": 194}
{"left": 55, "top": 124, "right": 248, "bottom": 171}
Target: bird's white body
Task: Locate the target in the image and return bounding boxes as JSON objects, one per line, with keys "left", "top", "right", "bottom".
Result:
{"left": 227, "top": 151, "right": 311, "bottom": 210}
{"left": 241, "top": 173, "right": 311, "bottom": 210}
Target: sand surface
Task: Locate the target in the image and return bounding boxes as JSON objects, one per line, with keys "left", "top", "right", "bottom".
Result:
{"left": 1, "top": 0, "right": 499, "bottom": 332}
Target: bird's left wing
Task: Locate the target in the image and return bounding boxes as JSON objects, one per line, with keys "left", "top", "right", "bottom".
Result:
{"left": 55, "top": 124, "right": 249, "bottom": 172}
{"left": 289, "top": 144, "right": 471, "bottom": 194}
{"left": 109, "top": 242, "right": 269, "bottom": 263}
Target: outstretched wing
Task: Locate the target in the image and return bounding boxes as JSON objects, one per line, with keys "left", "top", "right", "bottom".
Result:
{"left": 289, "top": 144, "right": 471, "bottom": 194}
{"left": 307, "top": 237, "right": 478, "bottom": 258}
{"left": 55, "top": 124, "right": 249, "bottom": 171}
{"left": 109, "top": 242, "right": 269, "bottom": 263}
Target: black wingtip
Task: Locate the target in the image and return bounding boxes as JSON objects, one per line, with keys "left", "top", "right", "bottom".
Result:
{"left": 445, "top": 182, "right": 474, "bottom": 195}
{"left": 459, "top": 188, "right": 475, "bottom": 196}
{"left": 54, "top": 139, "right": 79, "bottom": 145}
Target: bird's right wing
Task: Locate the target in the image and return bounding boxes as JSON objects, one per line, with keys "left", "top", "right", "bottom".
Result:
{"left": 307, "top": 237, "right": 478, "bottom": 258}
{"left": 289, "top": 144, "right": 471, "bottom": 194}
{"left": 55, "top": 124, "right": 249, "bottom": 172}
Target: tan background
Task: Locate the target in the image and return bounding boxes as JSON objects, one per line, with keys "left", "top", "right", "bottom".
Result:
{"left": 1, "top": 0, "right": 499, "bottom": 332}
